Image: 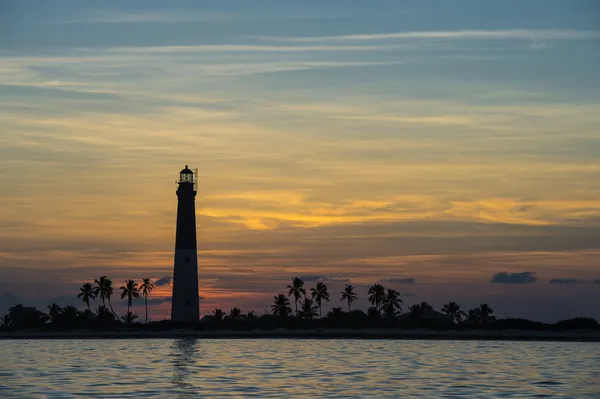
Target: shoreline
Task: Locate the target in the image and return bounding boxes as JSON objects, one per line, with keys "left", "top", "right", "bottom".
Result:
{"left": 2, "top": 328, "right": 600, "bottom": 342}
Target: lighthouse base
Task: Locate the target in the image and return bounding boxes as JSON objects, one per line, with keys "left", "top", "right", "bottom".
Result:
{"left": 171, "top": 249, "right": 200, "bottom": 322}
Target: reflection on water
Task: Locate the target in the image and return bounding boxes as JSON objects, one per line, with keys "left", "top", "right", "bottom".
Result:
{"left": 0, "top": 339, "right": 599, "bottom": 398}
{"left": 171, "top": 338, "right": 198, "bottom": 390}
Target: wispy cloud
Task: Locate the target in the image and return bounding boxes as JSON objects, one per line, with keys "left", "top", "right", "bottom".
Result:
{"left": 490, "top": 272, "right": 538, "bottom": 284}
{"left": 265, "top": 29, "right": 600, "bottom": 43}
{"left": 549, "top": 278, "right": 582, "bottom": 284}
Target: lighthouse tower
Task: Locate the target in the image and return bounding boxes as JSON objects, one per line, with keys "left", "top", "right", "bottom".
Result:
{"left": 171, "top": 165, "right": 200, "bottom": 322}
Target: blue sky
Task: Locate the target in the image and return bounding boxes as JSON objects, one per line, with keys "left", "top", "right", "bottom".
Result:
{"left": 1, "top": 1, "right": 599, "bottom": 321}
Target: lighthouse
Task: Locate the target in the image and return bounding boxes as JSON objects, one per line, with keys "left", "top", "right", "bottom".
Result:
{"left": 171, "top": 165, "right": 200, "bottom": 322}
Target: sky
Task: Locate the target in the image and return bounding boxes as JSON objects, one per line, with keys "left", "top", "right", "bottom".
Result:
{"left": 1, "top": 0, "right": 600, "bottom": 322}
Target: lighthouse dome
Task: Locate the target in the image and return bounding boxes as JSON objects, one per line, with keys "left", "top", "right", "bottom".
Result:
{"left": 180, "top": 165, "right": 193, "bottom": 174}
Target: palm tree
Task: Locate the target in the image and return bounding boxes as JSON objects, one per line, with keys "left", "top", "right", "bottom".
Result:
{"left": 466, "top": 309, "right": 479, "bottom": 325}
{"left": 271, "top": 294, "right": 292, "bottom": 317}
{"left": 229, "top": 307, "right": 242, "bottom": 321}
{"left": 441, "top": 301, "right": 466, "bottom": 323}
{"left": 340, "top": 284, "right": 358, "bottom": 312}
{"left": 420, "top": 301, "right": 433, "bottom": 311}
{"left": 299, "top": 298, "right": 318, "bottom": 320}
{"left": 212, "top": 308, "right": 225, "bottom": 321}
{"left": 246, "top": 311, "right": 258, "bottom": 322}
{"left": 120, "top": 279, "right": 140, "bottom": 314}
{"left": 327, "top": 307, "right": 345, "bottom": 320}
{"left": 382, "top": 289, "right": 402, "bottom": 318}
{"left": 408, "top": 304, "right": 424, "bottom": 319}
{"left": 368, "top": 284, "right": 386, "bottom": 312}
{"left": 95, "top": 305, "right": 115, "bottom": 324}
{"left": 78, "top": 282, "right": 96, "bottom": 311}
{"left": 47, "top": 303, "right": 62, "bottom": 323}
{"left": 286, "top": 277, "right": 306, "bottom": 315}
{"left": 139, "top": 277, "right": 154, "bottom": 324}
{"left": 310, "top": 282, "right": 330, "bottom": 318}
{"left": 61, "top": 306, "right": 80, "bottom": 325}
{"left": 121, "top": 311, "right": 138, "bottom": 324}
{"left": 475, "top": 304, "right": 496, "bottom": 324}
{"left": 94, "top": 276, "right": 108, "bottom": 306}
{"left": 79, "top": 309, "right": 94, "bottom": 322}
{"left": 0, "top": 314, "right": 11, "bottom": 328}
{"left": 95, "top": 276, "right": 117, "bottom": 317}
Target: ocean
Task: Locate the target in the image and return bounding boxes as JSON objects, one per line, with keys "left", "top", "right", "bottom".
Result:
{"left": 1, "top": 339, "right": 598, "bottom": 398}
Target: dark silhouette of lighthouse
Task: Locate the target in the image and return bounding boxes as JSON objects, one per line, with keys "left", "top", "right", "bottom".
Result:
{"left": 171, "top": 165, "right": 200, "bottom": 322}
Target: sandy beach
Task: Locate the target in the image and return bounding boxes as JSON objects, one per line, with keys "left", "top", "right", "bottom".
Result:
{"left": 2, "top": 328, "right": 600, "bottom": 341}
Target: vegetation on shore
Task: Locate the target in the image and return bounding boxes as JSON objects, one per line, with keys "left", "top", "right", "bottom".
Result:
{"left": 1, "top": 276, "right": 598, "bottom": 332}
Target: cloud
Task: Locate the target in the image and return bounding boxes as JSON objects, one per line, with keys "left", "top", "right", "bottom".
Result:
{"left": 400, "top": 292, "right": 418, "bottom": 297}
{"left": 322, "top": 277, "right": 351, "bottom": 283}
{"left": 549, "top": 278, "right": 582, "bottom": 284}
{"left": 269, "top": 29, "right": 600, "bottom": 43}
{"left": 490, "top": 272, "right": 537, "bottom": 284}
{"left": 154, "top": 276, "right": 172, "bottom": 286}
{"left": 297, "top": 276, "right": 350, "bottom": 283}
{"left": 299, "top": 275, "right": 322, "bottom": 282}
{"left": 59, "top": 10, "right": 240, "bottom": 24}
{"left": 382, "top": 277, "right": 416, "bottom": 284}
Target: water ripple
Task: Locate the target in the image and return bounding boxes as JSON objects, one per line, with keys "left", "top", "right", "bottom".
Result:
{"left": 0, "top": 339, "right": 599, "bottom": 398}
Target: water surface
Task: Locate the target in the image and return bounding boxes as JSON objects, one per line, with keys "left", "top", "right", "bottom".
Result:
{"left": 1, "top": 339, "right": 598, "bottom": 398}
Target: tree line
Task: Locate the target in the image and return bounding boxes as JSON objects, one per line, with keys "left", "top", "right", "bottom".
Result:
{"left": 1, "top": 276, "right": 155, "bottom": 330}
{"left": 1, "top": 276, "right": 598, "bottom": 331}
{"left": 212, "top": 277, "right": 495, "bottom": 325}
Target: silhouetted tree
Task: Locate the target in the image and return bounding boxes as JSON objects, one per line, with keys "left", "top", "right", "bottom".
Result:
{"left": 420, "top": 301, "right": 433, "bottom": 311}
{"left": 139, "top": 277, "right": 154, "bottom": 324}
{"left": 47, "top": 303, "right": 62, "bottom": 324}
{"left": 326, "top": 307, "right": 344, "bottom": 320}
{"left": 475, "top": 304, "right": 495, "bottom": 324}
{"left": 229, "top": 307, "right": 242, "bottom": 321}
{"left": 212, "top": 308, "right": 225, "bottom": 321}
{"left": 246, "top": 311, "right": 258, "bottom": 322}
{"left": 9, "top": 305, "right": 49, "bottom": 329}
{"left": 79, "top": 309, "right": 94, "bottom": 322}
{"left": 368, "top": 284, "right": 386, "bottom": 312}
{"left": 311, "top": 282, "right": 330, "bottom": 318}
{"left": 465, "top": 309, "right": 479, "bottom": 325}
{"left": 0, "top": 314, "right": 11, "bottom": 329}
{"left": 78, "top": 282, "right": 96, "bottom": 311}
{"left": 299, "top": 298, "right": 318, "bottom": 320}
{"left": 409, "top": 304, "right": 424, "bottom": 319}
{"left": 555, "top": 317, "right": 600, "bottom": 330}
{"left": 95, "top": 276, "right": 117, "bottom": 318}
{"left": 367, "top": 306, "right": 380, "bottom": 319}
{"left": 120, "top": 279, "right": 140, "bottom": 313}
{"left": 121, "top": 311, "right": 138, "bottom": 324}
{"left": 340, "top": 284, "right": 358, "bottom": 312}
{"left": 441, "top": 301, "right": 466, "bottom": 323}
{"left": 382, "top": 289, "right": 402, "bottom": 318}
{"left": 287, "top": 277, "right": 306, "bottom": 316}
{"left": 271, "top": 294, "right": 292, "bottom": 317}
{"left": 95, "top": 305, "right": 116, "bottom": 325}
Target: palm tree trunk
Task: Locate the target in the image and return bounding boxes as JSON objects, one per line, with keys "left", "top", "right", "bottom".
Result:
{"left": 295, "top": 300, "right": 298, "bottom": 315}
{"left": 319, "top": 302, "right": 322, "bottom": 319}
{"left": 145, "top": 296, "right": 148, "bottom": 324}
{"left": 107, "top": 298, "right": 118, "bottom": 319}
{"left": 347, "top": 302, "right": 350, "bottom": 312}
